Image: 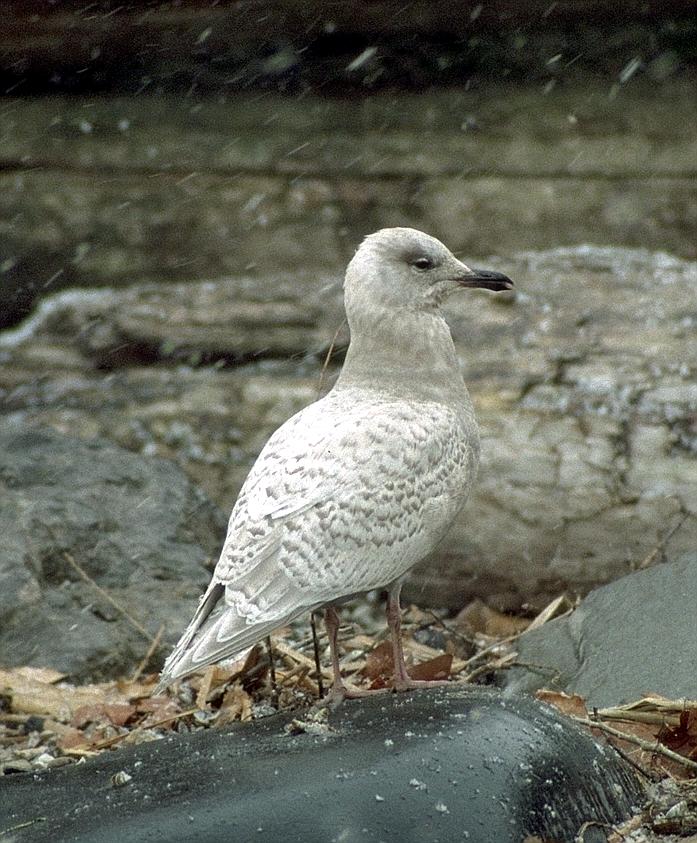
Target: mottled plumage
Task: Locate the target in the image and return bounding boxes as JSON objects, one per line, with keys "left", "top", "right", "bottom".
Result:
{"left": 156, "top": 227, "right": 512, "bottom": 696}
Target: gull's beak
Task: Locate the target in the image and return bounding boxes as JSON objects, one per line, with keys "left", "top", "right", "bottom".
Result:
{"left": 456, "top": 267, "right": 514, "bottom": 292}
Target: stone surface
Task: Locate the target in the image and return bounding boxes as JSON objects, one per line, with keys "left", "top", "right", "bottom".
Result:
{"left": 0, "top": 422, "right": 226, "bottom": 680}
{"left": 1, "top": 685, "right": 644, "bottom": 843}
{"left": 1, "top": 80, "right": 696, "bottom": 325}
{"left": 502, "top": 556, "right": 697, "bottom": 707}
{"left": 2, "top": 245, "right": 695, "bottom": 611}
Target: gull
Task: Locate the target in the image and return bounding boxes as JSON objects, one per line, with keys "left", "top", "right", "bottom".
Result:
{"left": 155, "top": 227, "right": 513, "bottom": 700}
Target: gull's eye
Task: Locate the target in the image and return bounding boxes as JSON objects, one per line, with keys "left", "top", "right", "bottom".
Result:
{"left": 412, "top": 257, "right": 434, "bottom": 271}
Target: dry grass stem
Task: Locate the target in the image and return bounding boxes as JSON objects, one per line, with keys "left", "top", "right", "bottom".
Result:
{"left": 453, "top": 633, "right": 519, "bottom": 675}
{"left": 272, "top": 639, "right": 333, "bottom": 680}
{"left": 195, "top": 666, "right": 217, "bottom": 709}
{"left": 62, "top": 550, "right": 155, "bottom": 643}
{"left": 88, "top": 707, "right": 201, "bottom": 751}
{"left": 316, "top": 320, "right": 346, "bottom": 395}
{"left": 572, "top": 716, "right": 697, "bottom": 773}
{"left": 637, "top": 512, "right": 688, "bottom": 569}
{"left": 0, "top": 817, "right": 47, "bottom": 837}
{"left": 526, "top": 594, "right": 574, "bottom": 633}
{"left": 130, "top": 624, "right": 165, "bottom": 682}
{"left": 595, "top": 709, "right": 683, "bottom": 728}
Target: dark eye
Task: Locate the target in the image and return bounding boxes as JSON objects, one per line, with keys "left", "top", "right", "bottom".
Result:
{"left": 412, "top": 257, "right": 434, "bottom": 271}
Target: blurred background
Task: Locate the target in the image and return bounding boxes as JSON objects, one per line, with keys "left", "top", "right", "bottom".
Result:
{"left": 1, "top": 1, "right": 696, "bottom": 679}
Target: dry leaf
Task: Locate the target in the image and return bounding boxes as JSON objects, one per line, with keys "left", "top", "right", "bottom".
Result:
{"left": 195, "top": 666, "right": 217, "bottom": 709}
{"left": 659, "top": 710, "right": 697, "bottom": 758}
{"left": 597, "top": 719, "right": 686, "bottom": 776}
{"left": 136, "top": 698, "right": 182, "bottom": 729}
{"left": 0, "top": 668, "right": 107, "bottom": 720}
{"left": 57, "top": 728, "right": 93, "bottom": 751}
{"left": 401, "top": 605, "right": 434, "bottom": 625}
{"left": 363, "top": 641, "right": 393, "bottom": 681}
{"left": 71, "top": 703, "right": 136, "bottom": 729}
{"left": 536, "top": 690, "right": 589, "bottom": 719}
{"left": 455, "top": 599, "right": 528, "bottom": 637}
{"left": 609, "top": 695, "right": 697, "bottom": 714}
{"left": 217, "top": 682, "right": 253, "bottom": 726}
{"left": 409, "top": 653, "right": 452, "bottom": 682}
{"left": 10, "top": 666, "right": 67, "bottom": 684}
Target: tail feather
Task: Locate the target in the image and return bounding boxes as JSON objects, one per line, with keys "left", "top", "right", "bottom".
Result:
{"left": 153, "top": 578, "right": 307, "bottom": 694}
{"left": 155, "top": 616, "right": 284, "bottom": 695}
{"left": 154, "top": 554, "right": 321, "bottom": 695}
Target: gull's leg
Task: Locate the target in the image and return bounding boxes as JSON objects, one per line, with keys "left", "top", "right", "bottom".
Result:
{"left": 324, "top": 606, "right": 346, "bottom": 695}
{"left": 321, "top": 606, "right": 386, "bottom": 703}
{"left": 387, "top": 583, "right": 451, "bottom": 692}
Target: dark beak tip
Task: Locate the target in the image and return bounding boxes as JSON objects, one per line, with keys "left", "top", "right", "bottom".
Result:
{"left": 459, "top": 268, "right": 515, "bottom": 292}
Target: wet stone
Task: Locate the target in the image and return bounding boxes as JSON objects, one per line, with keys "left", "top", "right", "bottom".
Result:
{"left": 0, "top": 686, "right": 644, "bottom": 843}
{"left": 0, "top": 421, "right": 226, "bottom": 681}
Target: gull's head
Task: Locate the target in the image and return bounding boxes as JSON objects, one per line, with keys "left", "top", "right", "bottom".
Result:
{"left": 344, "top": 227, "right": 513, "bottom": 320}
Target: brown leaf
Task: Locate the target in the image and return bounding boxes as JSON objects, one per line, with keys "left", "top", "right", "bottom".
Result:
{"left": 216, "top": 682, "right": 253, "bottom": 727}
{"left": 576, "top": 714, "right": 693, "bottom": 779}
{"left": 362, "top": 642, "right": 393, "bottom": 681}
{"left": 136, "top": 698, "right": 182, "bottom": 729}
{"left": 71, "top": 703, "right": 136, "bottom": 729}
{"left": 135, "top": 696, "right": 178, "bottom": 715}
{"left": 659, "top": 710, "right": 697, "bottom": 755}
{"left": 455, "top": 599, "right": 528, "bottom": 637}
{"left": 57, "top": 728, "right": 91, "bottom": 751}
{"left": 536, "top": 690, "right": 589, "bottom": 719}
{"left": 409, "top": 653, "right": 452, "bottom": 682}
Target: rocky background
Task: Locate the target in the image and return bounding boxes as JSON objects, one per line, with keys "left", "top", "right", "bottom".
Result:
{"left": 1, "top": 1, "right": 696, "bottom": 679}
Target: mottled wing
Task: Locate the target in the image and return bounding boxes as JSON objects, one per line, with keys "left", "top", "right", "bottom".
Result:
{"left": 157, "top": 390, "right": 477, "bottom": 689}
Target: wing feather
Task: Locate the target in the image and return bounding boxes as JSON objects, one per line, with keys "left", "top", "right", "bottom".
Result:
{"left": 156, "top": 390, "right": 475, "bottom": 690}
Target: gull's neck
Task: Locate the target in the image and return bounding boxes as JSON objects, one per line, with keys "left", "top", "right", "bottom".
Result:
{"left": 334, "top": 304, "right": 469, "bottom": 404}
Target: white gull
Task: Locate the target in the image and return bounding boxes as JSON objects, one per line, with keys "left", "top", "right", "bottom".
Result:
{"left": 155, "top": 227, "right": 513, "bottom": 699}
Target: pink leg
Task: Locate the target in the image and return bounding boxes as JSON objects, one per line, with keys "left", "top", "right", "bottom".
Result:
{"left": 387, "top": 584, "right": 451, "bottom": 692}
{"left": 322, "top": 606, "right": 386, "bottom": 703}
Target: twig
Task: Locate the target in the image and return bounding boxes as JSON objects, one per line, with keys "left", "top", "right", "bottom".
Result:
{"left": 195, "top": 666, "right": 216, "bottom": 709}
{"left": 425, "top": 610, "right": 477, "bottom": 647}
{"left": 86, "top": 707, "right": 201, "bottom": 751}
{"left": 572, "top": 716, "right": 697, "bottom": 772}
{"left": 463, "top": 652, "right": 516, "bottom": 682}
{"left": 575, "top": 820, "right": 622, "bottom": 842}
{"left": 0, "top": 817, "right": 47, "bottom": 837}
{"left": 277, "top": 663, "right": 311, "bottom": 688}
{"left": 310, "top": 613, "right": 325, "bottom": 699}
{"left": 271, "top": 639, "right": 333, "bottom": 678}
{"left": 316, "top": 320, "right": 346, "bottom": 396}
{"left": 130, "top": 624, "right": 165, "bottom": 682}
{"left": 594, "top": 709, "right": 682, "bottom": 727}
{"left": 452, "top": 633, "right": 519, "bottom": 675}
{"left": 62, "top": 550, "right": 155, "bottom": 644}
{"left": 266, "top": 636, "right": 278, "bottom": 704}
{"left": 526, "top": 594, "right": 574, "bottom": 633}
{"left": 637, "top": 513, "right": 688, "bottom": 569}
{"left": 607, "top": 815, "right": 645, "bottom": 843}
